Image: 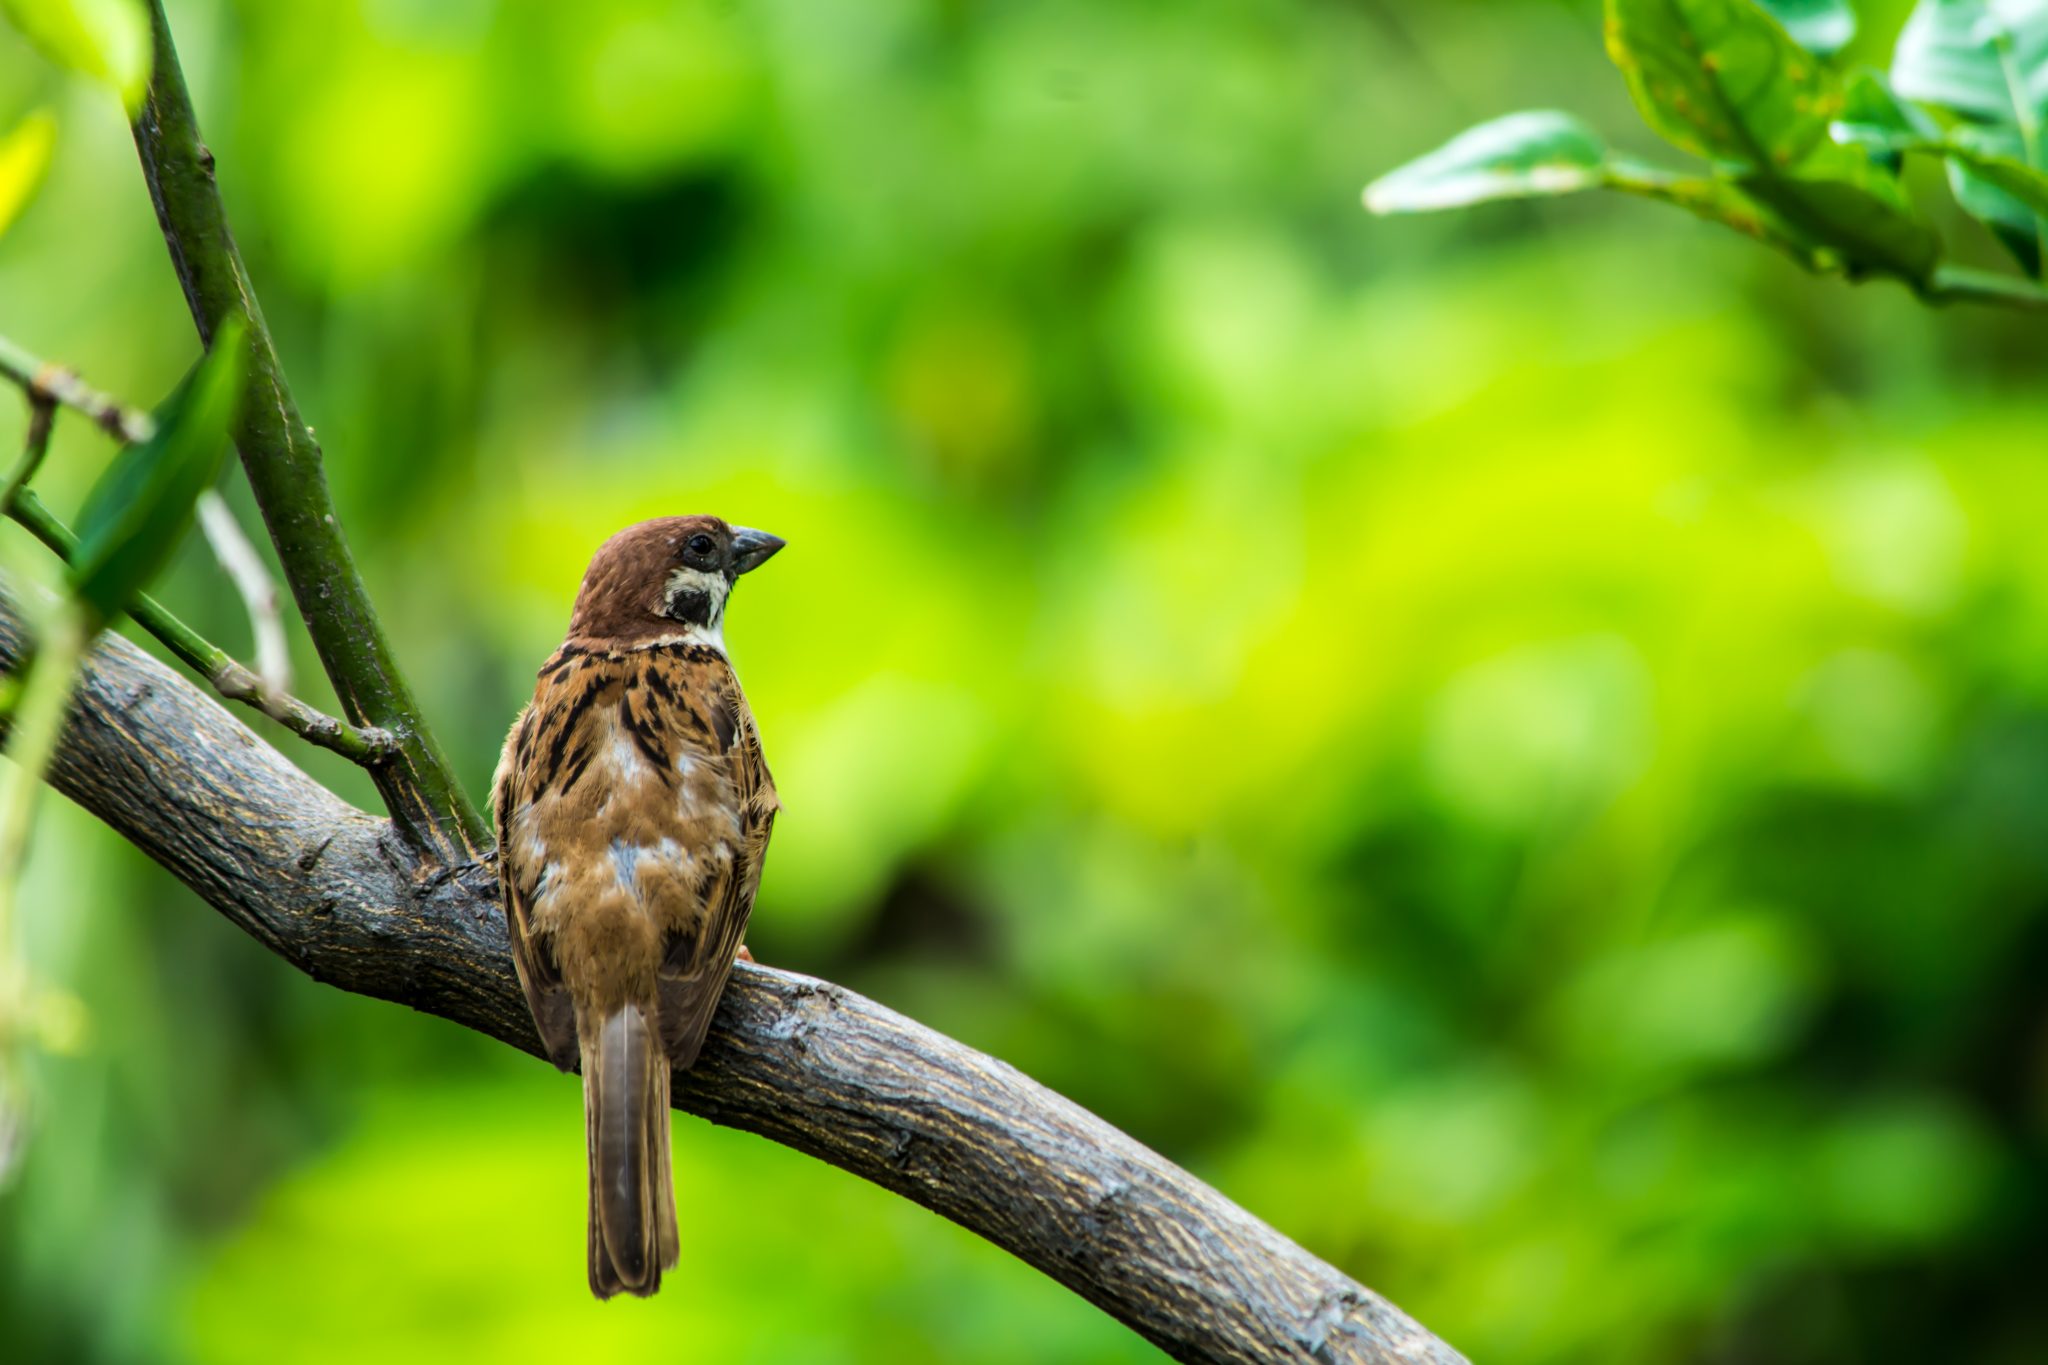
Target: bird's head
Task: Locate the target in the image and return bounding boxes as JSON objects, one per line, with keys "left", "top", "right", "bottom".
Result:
{"left": 565, "top": 515, "right": 785, "bottom": 649}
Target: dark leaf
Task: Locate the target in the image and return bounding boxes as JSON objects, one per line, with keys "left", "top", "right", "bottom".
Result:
{"left": 1947, "top": 124, "right": 2048, "bottom": 272}
{"left": 71, "top": 320, "right": 246, "bottom": 629}
{"left": 1828, "top": 115, "right": 2048, "bottom": 272}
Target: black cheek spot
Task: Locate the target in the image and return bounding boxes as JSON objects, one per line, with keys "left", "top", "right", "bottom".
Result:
{"left": 666, "top": 588, "right": 713, "bottom": 626}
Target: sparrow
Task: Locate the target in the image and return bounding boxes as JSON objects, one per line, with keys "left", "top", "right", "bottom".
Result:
{"left": 491, "top": 515, "right": 784, "bottom": 1299}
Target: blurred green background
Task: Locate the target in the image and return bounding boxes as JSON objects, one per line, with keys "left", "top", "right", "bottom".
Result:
{"left": 3, "top": 0, "right": 2046, "bottom": 1361}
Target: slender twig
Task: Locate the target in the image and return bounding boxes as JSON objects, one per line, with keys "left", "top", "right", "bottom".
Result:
{"left": 0, "top": 334, "right": 154, "bottom": 446}
{"left": 129, "top": 0, "right": 485, "bottom": 859}
{"left": 0, "top": 590, "right": 1470, "bottom": 1365}
{"left": 1, "top": 395, "right": 56, "bottom": 516}
{"left": 3, "top": 490, "right": 393, "bottom": 764}
{"left": 195, "top": 490, "right": 290, "bottom": 695}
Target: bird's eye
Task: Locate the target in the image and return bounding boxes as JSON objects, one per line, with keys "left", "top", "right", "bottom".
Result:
{"left": 686, "top": 534, "right": 716, "bottom": 557}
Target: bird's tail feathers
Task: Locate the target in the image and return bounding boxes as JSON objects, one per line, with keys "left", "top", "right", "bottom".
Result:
{"left": 583, "top": 1002, "right": 680, "bottom": 1298}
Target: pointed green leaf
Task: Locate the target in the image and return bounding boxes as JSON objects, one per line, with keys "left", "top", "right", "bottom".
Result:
{"left": 1948, "top": 125, "right": 2048, "bottom": 270}
{"left": 1890, "top": 1, "right": 2048, "bottom": 273}
{"left": 0, "top": 0, "right": 151, "bottom": 110}
{"left": 1836, "top": 70, "right": 1940, "bottom": 170}
{"left": 1757, "top": 0, "right": 1858, "bottom": 57}
{"left": 1891, "top": 0, "right": 2048, "bottom": 123}
{"left": 71, "top": 320, "right": 245, "bottom": 628}
{"left": 1364, "top": 112, "right": 1839, "bottom": 273}
{"left": 1605, "top": 0, "right": 1940, "bottom": 281}
{"left": 1738, "top": 142, "right": 1942, "bottom": 277}
{"left": 0, "top": 108, "right": 54, "bottom": 240}
{"left": 1364, "top": 112, "right": 1609, "bottom": 213}
{"left": 1605, "top": 0, "right": 1842, "bottom": 168}
{"left": 1827, "top": 116, "right": 2048, "bottom": 268}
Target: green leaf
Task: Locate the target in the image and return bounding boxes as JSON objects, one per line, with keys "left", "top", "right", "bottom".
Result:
{"left": 1605, "top": 0, "right": 1941, "bottom": 282}
{"left": 1949, "top": 124, "right": 2048, "bottom": 270}
{"left": 1365, "top": 111, "right": 1839, "bottom": 274}
{"left": 1889, "top": 1, "right": 2048, "bottom": 274}
{"left": 1836, "top": 70, "right": 1940, "bottom": 171}
{"left": 1609, "top": 157, "right": 1841, "bottom": 268}
{"left": 1757, "top": 0, "right": 1858, "bottom": 57}
{"left": 1891, "top": 0, "right": 2048, "bottom": 123}
{"left": 1739, "top": 144, "right": 1942, "bottom": 278}
{"left": 0, "top": 0, "right": 151, "bottom": 111}
{"left": 1363, "top": 112, "right": 1609, "bottom": 213}
{"left": 0, "top": 108, "right": 54, "bottom": 240}
{"left": 71, "top": 319, "right": 245, "bottom": 628}
{"left": 1605, "top": 0, "right": 1842, "bottom": 168}
{"left": 1832, "top": 114, "right": 2048, "bottom": 269}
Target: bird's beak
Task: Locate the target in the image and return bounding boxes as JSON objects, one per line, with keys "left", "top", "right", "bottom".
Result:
{"left": 730, "top": 526, "right": 786, "bottom": 575}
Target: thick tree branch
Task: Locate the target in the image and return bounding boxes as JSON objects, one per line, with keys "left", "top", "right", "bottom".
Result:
{"left": 128, "top": 0, "right": 486, "bottom": 860}
{"left": 0, "top": 582, "right": 1467, "bottom": 1365}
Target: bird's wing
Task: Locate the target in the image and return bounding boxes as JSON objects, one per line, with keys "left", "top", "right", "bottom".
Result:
{"left": 652, "top": 647, "right": 779, "bottom": 1068}
{"left": 493, "top": 679, "right": 580, "bottom": 1071}
{"left": 497, "top": 643, "right": 776, "bottom": 1073}
{"left": 725, "top": 675, "right": 781, "bottom": 918}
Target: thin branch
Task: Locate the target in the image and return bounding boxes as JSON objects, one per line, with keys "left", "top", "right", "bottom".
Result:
{"left": 0, "top": 333, "right": 154, "bottom": 445}
{"left": 1, "top": 393, "right": 56, "bottom": 515}
{"left": 129, "top": 0, "right": 487, "bottom": 860}
{"left": 195, "top": 490, "right": 290, "bottom": 695}
{"left": 0, "top": 579, "right": 1469, "bottom": 1365}
{"left": 3, "top": 490, "right": 394, "bottom": 764}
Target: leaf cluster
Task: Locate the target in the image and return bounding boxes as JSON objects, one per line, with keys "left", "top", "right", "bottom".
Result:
{"left": 1365, "top": 0, "right": 2048, "bottom": 309}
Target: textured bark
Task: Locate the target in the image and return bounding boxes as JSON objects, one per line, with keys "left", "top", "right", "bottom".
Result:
{"left": 0, "top": 591, "right": 1467, "bottom": 1365}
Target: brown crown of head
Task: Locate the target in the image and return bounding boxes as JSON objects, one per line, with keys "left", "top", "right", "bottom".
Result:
{"left": 565, "top": 515, "right": 785, "bottom": 645}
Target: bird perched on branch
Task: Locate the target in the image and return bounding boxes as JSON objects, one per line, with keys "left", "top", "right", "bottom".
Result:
{"left": 492, "top": 516, "right": 784, "bottom": 1298}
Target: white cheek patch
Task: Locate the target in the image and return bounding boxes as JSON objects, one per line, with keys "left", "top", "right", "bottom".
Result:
{"left": 660, "top": 566, "right": 730, "bottom": 650}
